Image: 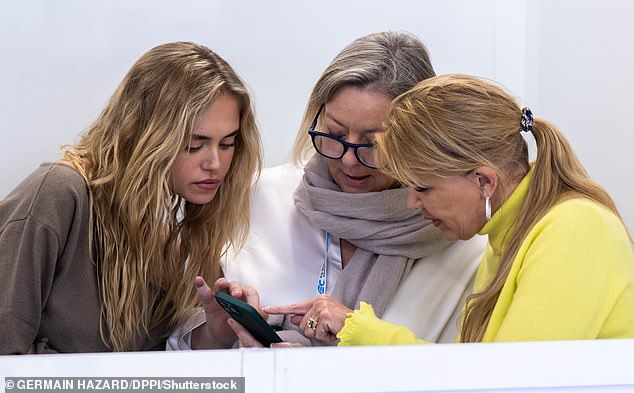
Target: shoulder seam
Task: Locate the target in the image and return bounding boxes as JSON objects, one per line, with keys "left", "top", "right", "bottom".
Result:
{"left": 0, "top": 215, "right": 63, "bottom": 251}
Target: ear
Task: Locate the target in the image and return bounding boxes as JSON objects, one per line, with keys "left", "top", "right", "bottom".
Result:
{"left": 471, "top": 166, "right": 498, "bottom": 199}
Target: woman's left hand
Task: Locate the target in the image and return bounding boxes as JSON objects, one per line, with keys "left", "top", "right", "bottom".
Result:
{"left": 191, "top": 277, "right": 264, "bottom": 349}
{"left": 264, "top": 295, "right": 352, "bottom": 343}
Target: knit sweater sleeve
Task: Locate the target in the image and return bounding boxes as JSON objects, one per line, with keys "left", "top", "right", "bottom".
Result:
{"left": 0, "top": 218, "right": 61, "bottom": 353}
{"left": 0, "top": 164, "right": 96, "bottom": 354}
{"left": 0, "top": 168, "right": 71, "bottom": 353}
{"left": 337, "top": 302, "right": 429, "bottom": 346}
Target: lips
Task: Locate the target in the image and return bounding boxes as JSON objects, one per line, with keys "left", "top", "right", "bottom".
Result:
{"left": 345, "top": 173, "right": 370, "bottom": 180}
{"left": 194, "top": 179, "right": 221, "bottom": 190}
{"left": 342, "top": 172, "right": 371, "bottom": 185}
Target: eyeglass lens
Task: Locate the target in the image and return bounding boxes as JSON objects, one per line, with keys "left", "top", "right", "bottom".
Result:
{"left": 313, "top": 134, "right": 376, "bottom": 168}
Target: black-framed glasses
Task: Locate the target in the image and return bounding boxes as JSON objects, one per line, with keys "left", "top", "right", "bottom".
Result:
{"left": 307, "top": 104, "right": 379, "bottom": 169}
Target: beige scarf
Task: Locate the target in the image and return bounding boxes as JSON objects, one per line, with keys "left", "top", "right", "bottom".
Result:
{"left": 294, "top": 156, "right": 449, "bottom": 317}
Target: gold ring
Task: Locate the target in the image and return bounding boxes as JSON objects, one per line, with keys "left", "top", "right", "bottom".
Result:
{"left": 307, "top": 317, "right": 318, "bottom": 330}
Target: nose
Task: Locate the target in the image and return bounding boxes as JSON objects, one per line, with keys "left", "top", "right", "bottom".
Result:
{"left": 201, "top": 146, "right": 221, "bottom": 171}
{"left": 407, "top": 187, "right": 423, "bottom": 209}
{"left": 339, "top": 146, "right": 360, "bottom": 167}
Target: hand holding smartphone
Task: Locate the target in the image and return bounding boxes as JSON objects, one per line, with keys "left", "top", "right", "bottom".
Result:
{"left": 215, "top": 291, "right": 283, "bottom": 347}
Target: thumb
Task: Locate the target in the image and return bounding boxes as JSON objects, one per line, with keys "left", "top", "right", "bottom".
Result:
{"left": 195, "top": 276, "right": 216, "bottom": 312}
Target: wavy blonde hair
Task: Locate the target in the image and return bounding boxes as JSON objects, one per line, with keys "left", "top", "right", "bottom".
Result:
{"left": 376, "top": 74, "right": 629, "bottom": 343}
{"left": 291, "top": 31, "right": 435, "bottom": 164}
{"left": 63, "top": 42, "right": 263, "bottom": 351}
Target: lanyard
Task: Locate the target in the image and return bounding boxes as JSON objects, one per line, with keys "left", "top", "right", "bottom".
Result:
{"left": 316, "top": 232, "right": 330, "bottom": 295}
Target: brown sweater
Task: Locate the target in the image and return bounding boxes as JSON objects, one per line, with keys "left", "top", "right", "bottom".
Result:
{"left": 0, "top": 163, "right": 167, "bottom": 354}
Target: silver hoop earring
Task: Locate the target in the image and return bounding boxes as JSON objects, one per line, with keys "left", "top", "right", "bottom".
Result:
{"left": 485, "top": 196, "right": 491, "bottom": 221}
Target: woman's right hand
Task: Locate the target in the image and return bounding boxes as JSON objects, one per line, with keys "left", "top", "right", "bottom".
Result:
{"left": 264, "top": 295, "right": 352, "bottom": 343}
{"left": 191, "top": 276, "right": 264, "bottom": 349}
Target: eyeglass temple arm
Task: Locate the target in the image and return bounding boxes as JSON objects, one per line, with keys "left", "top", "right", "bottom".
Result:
{"left": 309, "top": 104, "right": 325, "bottom": 131}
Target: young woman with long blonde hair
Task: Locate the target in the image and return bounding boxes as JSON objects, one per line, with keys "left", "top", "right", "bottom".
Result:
{"left": 0, "top": 41, "right": 262, "bottom": 353}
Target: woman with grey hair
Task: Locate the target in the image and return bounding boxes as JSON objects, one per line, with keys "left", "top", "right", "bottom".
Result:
{"left": 171, "top": 32, "right": 486, "bottom": 348}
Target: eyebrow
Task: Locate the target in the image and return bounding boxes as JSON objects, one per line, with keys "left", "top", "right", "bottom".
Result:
{"left": 191, "top": 129, "right": 240, "bottom": 141}
{"left": 221, "top": 129, "right": 240, "bottom": 140}
{"left": 324, "top": 112, "right": 382, "bottom": 134}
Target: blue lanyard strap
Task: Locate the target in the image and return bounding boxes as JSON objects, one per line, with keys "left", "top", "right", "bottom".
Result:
{"left": 317, "top": 232, "right": 330, "bottom": 295}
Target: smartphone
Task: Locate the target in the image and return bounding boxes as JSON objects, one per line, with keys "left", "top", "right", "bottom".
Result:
{"left": 215, "top": 291, "right": 283, "bottom": 347}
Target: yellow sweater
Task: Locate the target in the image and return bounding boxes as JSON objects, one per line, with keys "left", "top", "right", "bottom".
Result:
{"left": 337, "top": 171, "right": 634, "bottom": 345}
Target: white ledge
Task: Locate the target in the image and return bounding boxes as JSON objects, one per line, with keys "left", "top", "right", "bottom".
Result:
{"left": 2, "top": 339, "right": 634, "bottom": 393}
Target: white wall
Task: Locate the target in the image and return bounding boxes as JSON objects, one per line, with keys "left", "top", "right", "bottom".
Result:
{"left": 1, "top": 0, "right": 632, "bottom": 229}
{"left": 535, "top": 0, "right": 634, "bottom": 232}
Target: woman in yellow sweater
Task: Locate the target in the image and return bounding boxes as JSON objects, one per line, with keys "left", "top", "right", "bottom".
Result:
{"left": 259, "top": 74, "right": 633, "bottom": 345}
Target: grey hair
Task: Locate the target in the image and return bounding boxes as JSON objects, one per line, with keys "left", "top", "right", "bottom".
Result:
{"left": 291, "top": 31, "right": 436, "bottom": 164}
